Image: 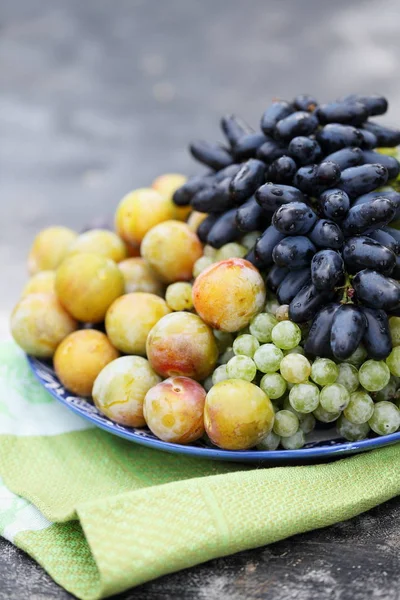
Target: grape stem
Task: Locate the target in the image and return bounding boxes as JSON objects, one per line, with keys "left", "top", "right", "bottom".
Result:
{"left": 336, "top": 274, "right": 354, "bottom": 305}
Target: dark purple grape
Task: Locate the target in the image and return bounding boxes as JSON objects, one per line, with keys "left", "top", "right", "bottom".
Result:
{"left": 245, "top": 246, "right": 265, "bottom": 269}
{"left": 361, "top": 307, "right": 392, "bottom": 360}
{"left": 308, "top": 219, "right": 344, "bottom": 249}
{"left": 267, "top": 156, "right": 297, "bottom": 184}
{"left": 236, "top": 197, "right": 271, "bottom": 232}
{"left": 319, "top": 189, "right": 350, "bottom": 221}
{"left": 311, "top": 250, "right": 344, "bottom": 291}
{"left": 229, "top": 159, "right": 266, "bottom": 204}
{"left": 189, "top": 141, "right": 232, "bottom": 170}
{"left": 323, "top": 147, "right": 364, "bottom": 170}
{"left": 192, "top": 178, "right": 232, "bottom": 213}
{"left": 256, "top": 183, "right": 306, "bottom": 212}
{"left": 266, "top": 265, "right": 290, "bottom": 293}
{"left": 339, "top": 164, "right": 388, "bottom": 198}
{"left": 316, "top": 124, "right": 364, "bottom": 153}
{"left": 304, "top": 303, "right": 340, "bottom": 357}
{"left": 293, "top": 162, "right": 341, "bottom": 196}
{"left": 272, "top": 236, "right": 316, "bottom": 270}
{"left": 173, "top": 174, "right": 212, "bottom": 206}
{"left": 254, "top": 225, "right": 286, "bottom": 267}
{"left": 256, "top": 139, "right": 288, "bottom": 164}
{"left": 343, "top": 236, "right": 396, "bottom": 275}
{"left": 275, "top": 111, "right": 319, "bottom": 141}
{"left": 353, "top": 270, "right": 400, "bottom": 311}
{"left": 330, "top": 305, "right": 367, "bottom": 360}
{"left": 233, "top": 132, "right": 269, "bottom": 161}
{"left": 276, "top": 268, "right": 311, "bottom": 304}
{"left": 289, "top": 282, "right": 335, "bottom": 323}
{"left": 358, "top": 129, "right": 378, "bottom": 149}
{"left": 272, "top": 202, "right": 317, "bottom": 235}
{"left": 288, "top": 136, "right": 322, "bottom": 166}
{"left": 340, "top": 95, "right": 388, "bottom": 117}
{"left": 383, "top": 226, "right": 400, "bottom": 245}
{"left": 316, "top": 102, "right": 368, "bottom": 126}
{"left": 362, "top": 151, "right": 400, "bottom": 180}
{"left": 369, "top": 229, "right": 399, "bottom": 254}
{"left": 353, "top": 189, "right": 400, "bottom": 220}
{"left": 213, "top": 163, "right": 242, "bottom": 182}
{"left": 197, "top": 214, "right": 219, "bottom": 242}
{"left": 260, "top": 101, "right": 294, "bottom": 135}
{"left": 293, "top": 94, "right": 318, "bottom": 112}
{"left": 220, "top": 114, "right": 253, "bottom": 146}
{"left": 206, "top": 208, "right": 241, "bottom": 248}
{"left": 362, "top": 121, "right": 400, "bottom": 147}
{"left": 341, "top": 197, "right": 396, "bottom": 236}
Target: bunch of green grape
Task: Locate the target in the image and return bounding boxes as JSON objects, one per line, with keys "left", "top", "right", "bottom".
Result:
{"left": 204, "top": 293, "right": 400, "bottom": 451}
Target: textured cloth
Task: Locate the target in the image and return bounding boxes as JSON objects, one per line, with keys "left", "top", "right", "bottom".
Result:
{"left": 0, "top": 341, "right": 400, "bottom": 599}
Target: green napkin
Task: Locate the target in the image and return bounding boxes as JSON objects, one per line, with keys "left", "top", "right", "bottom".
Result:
{"left": 0, "top": 341, "right": 399, "bottom": 599}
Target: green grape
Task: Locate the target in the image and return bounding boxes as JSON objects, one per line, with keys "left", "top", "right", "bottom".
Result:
{"left": 320, "top": 383, "right": 350, "bottom": 413}
{"left": 226, "top": 355, "right": 257, "bottom": 382}
{"left": 345, "top": 344, "right": 367, "bottom": 366}
{"left": 313, "top": 404, "right": 341, "bottom": 423}
{"left": 284, "top": 346, "right": 305, "bottom": 356}
{"left": 386, "top": 347, "right": 400, "bottom": 377}
{"left": 281, "top": 429, "right": 305, "bottom": 450}
{"left": 343, "top": 391, "right": 374, "bottom": 424}
{"left": 253, "top": 344, "right": 283, "bottom": 373}
{"left": 337, "top": 415, "right": 370, "bottom": 441}
{"left": 359, "top": 360, "right": 391, "bottom": 392}
{"left": 271, "top": 321, "right": 302, "bottom": 350}
{"left": 260, "top": 373, "right": 287, "bottom": 399}
{"left": 203, "top": 244, "right": 218, "bottom": 259}
{"left": 311, "top": 358, "right": 339, "bottom": 386}
{"left": 203, "top": 375, "right": 214, "bottom": 392}
{"left": 373, "top": 376, "right": 398, "bottom": 402}
{"left": 218, "top": 347, "right": 235, "bottom": 365}
{"left": 233, "top": 334, "right": 260, "bottom": 358}
{"left": 283, "top": 396, "right": 302, "bottom": 419}
{"left": 275, "top": 305, "right": 289, "bottom": 322}
{"left": 216, "top": 243, "right": 247, "bottom": 261}
{"left": 289, "top": 382, "right": 320, "bottom": 413}
{"left": 213, "top": 330, "right": 234, "bottom": 353}
{"left": 241, "top": 231, "right": 262, "bottom": 250}
{"left": 249, "top": 312, "right": 277, "bottom": 343}
{"left": 273, "top": 410, "right": 299, "bottom": 437}
{"left": 279, "top": 354, "right": 311, "bottom": 383}
{"left": 265, "top": 295, "right": 280, "bottom": 316}
{"left": 300, "top": 413, "right": 316, "bottom": 434}
{"left": 257, "top": 430, "right": 281, "bottom": 450}
{"left": 389, "top": 317, "right": 400, "bottom": 347}
{"left": 212, "top": 364, "right": 229, "bottom": 386}
{"left": 335, "top": 363, "right": 359, "bottom": 393}
{"left": 368, "top": 401, "right": 400, "bottom": 436}
{"left": 193, "top": 256, "right": 213, "bottom": 278}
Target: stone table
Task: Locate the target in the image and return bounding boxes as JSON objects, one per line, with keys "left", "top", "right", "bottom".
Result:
{"left": 1, "top": 0, "right": 400, "bottom": 597}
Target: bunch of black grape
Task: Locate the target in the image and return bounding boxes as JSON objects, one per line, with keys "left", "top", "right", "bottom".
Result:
{"left": 173, "top": 94, "right": 400, "bottom": 360}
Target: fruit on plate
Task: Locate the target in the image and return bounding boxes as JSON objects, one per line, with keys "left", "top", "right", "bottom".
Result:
{"left": 21, "top": 271, "right": 56, "bottom": 297}
{"left": 141, "top": 220, "right": 203, "bottom": 283}
{"left": 144, "top": 376, "right": 206, "bottom": 443}
{"left": 146, "top": 312, "right": 218, "bottom": 380}
{"left": 10, "top": 293, "right": 78, "bottom": 357}
{"left": 55, "top": 253, "right": 124, "bottom": 323}
{"left": 204, "top": 379, "right": 274, "bottom": 450}
{"left": 54, "top": 329, "right": 119, "bottom": 397}
{"left": 118, "top": 257, "right": 164, "bottom": 296}
{"left": 28, "top": 226, "right": 77, "bottom": 274}
{"left": 192, "top": 258, "right": 266, "bottom": 332}
{"left": 165, "top": 282, "right": 194, "bottom": 311}
{"left": 66, "top": 229, "right": 128, "bottom": 263}
{"left": 105, "top": 292, "right": 171, "bottom": 355}
{"left": 93, "top": 355, "right": 161, "bottom": 426}
{"left": 115, "top": 188, "right": 175, "bottom": 247}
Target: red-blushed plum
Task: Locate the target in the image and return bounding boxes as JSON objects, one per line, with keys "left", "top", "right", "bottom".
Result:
{"left": 204, "top": 379, "right": 275, "bottom": 450}
{"left": 144, "top": 376, "right": 206, "bottom": 443}
{"left": 192, "top": 258, "right": 266, "bottom": 332}
{"left": 93, "top": 355, "right": 161, "bottom": 427}
{"left": 146, "top": 312, "right": 218, "bottom": 380}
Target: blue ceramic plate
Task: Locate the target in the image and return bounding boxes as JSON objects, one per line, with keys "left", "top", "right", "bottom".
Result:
{"left": 27, "top": 355, "right": 400, "bottom": 464}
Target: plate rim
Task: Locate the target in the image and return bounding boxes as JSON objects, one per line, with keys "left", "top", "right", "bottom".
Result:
{"left": 27, "top": 355, "right": 400, "bottom": 463}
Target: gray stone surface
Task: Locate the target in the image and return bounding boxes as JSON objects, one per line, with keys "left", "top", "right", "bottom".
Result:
{"left": 2, "top": 0, "right": 400, "bottom": 598}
